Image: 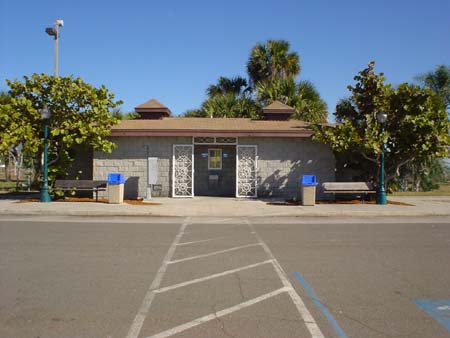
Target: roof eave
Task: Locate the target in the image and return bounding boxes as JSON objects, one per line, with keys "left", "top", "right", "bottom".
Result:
{"left": 110, "top": 129, "right": 314, "bottom": 138}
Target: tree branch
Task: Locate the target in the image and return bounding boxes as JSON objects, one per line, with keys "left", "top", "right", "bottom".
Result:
{"left": 361, "top": 152, "right": 378, "bottom": 163}
{"left": 386, "top": 157, "right": 415, "bottom": 184}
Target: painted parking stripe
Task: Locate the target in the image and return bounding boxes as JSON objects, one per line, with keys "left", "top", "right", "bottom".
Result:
{"left": 125, "top": 217, "right": 191, "bottom": 338}
{"left": 293, "top": 272, "right": 348, "bottom": 338}
{"left": 155, "top": 259, "right": 274, "bottom": 293}
{"left": 167, "top": 243, "right": 261, "bottom": 264}
{"left": 146, "top": 287, "right": 291, "bottom": 338}
{"left": 246, "top": 220, "right": 325, "bottom": 338}
{"left": 177, "top": 236, "right": 226, "bottom": 246}
{"left": 413, "top": 299, "right": 450, "bottom": 332}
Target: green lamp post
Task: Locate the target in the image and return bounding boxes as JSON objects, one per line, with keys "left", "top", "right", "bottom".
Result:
{"left": 376, "top": 111, "right": 387, "bottom": 205}
{"left": 40, "top": 105, "right": 51, "bottom": 203}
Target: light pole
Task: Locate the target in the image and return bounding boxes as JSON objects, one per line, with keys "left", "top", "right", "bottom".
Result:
{"left": 41, "top": 19, "right": 62, "bottom": 202}
{"left": 376, "top": 111, "right": 388, "bottom": 205}
{"left": 40, "top": 105, "right": 51, "bottom": 203}
{"left": 45, "top": 19, "right": 63, "bottom": 77}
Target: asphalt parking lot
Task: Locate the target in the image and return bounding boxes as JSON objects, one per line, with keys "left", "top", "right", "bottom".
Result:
{"left": 1, "top": 216, "right": 449, "bottom": 338}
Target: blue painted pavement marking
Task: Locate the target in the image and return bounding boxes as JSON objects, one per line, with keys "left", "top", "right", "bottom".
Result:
{"left": 413, "top": 299, "right": 450, "bottom": 332}
{"left": 293, "top": 272, "right": 348, "bottom": 338}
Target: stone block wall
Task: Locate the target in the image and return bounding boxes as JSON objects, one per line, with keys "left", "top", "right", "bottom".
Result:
{"left": 93, "top": 136, "right": 191, "bottom": 198}
{"left": 93, "top": 136, "right": 335, "bottom": 200}
{"left": 238, "top": 137, "right": 335, "bottom": 200}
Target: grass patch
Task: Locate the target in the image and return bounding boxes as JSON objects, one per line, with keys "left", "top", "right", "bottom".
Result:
{"left": 0, "top": 181, "right": 20, "bottom": 190}
{"left": 392, "top": 183, "right": 450, "bottom": 196}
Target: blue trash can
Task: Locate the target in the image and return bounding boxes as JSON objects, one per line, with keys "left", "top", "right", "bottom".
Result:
{"left": 107, "top": 173, "right": 125, "bottom": 204}
{"left": 301, "top": 175, "right": 317, "bottom": 206}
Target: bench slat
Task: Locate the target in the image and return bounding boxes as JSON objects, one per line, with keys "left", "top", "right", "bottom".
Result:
{"left": 324, "top": 190, "right": 376, "bottom": 194}
{"left": 322, "top": 182, "right": 373, "bottom": 191}
{"left": 55, "top": 180, "right": 107, "bottom": 189}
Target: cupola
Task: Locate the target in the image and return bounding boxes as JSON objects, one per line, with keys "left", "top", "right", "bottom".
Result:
{"left": 261, "top": 100, "right": 295, "bottom": 120}
{"left": 134, "top": 98, "right": 171, "bottom": 119}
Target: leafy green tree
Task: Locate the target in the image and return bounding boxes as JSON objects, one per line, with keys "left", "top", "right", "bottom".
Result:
{"left": 417, "top": 65, "right": 450, "bottom": 110}
{"left": 0, "top": 91, "right": 15, "bottom": 182}
{"left": 314, "top": 62, "right": 450, "bottom": 187}
{"left": 247, "top": 40, "right": 300, "bottom": 86}
{"left": 392, "top": 158, "right": 449, "bottom": 192}
{"left": 0, "top": 73, "right": 122, "bottom": 185}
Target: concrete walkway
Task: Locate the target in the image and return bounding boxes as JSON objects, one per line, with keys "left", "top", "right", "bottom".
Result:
{"left": 0, "top": 195, "right": 449, "bottom": 217}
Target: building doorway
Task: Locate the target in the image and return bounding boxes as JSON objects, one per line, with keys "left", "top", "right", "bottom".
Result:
{"left": 194, "top": 145, "right": 236, "bottom": 197}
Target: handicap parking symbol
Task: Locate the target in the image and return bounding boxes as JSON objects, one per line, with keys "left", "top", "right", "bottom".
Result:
{"left": 413, "top": 299, "right": 450, "bottom": 332}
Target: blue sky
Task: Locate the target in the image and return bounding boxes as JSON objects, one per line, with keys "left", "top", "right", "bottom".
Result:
{"left": 1, "top": 0, "right": 449, "bottom": 119}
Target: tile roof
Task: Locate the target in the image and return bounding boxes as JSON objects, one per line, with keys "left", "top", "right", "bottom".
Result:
{"left": 135, "top": 98, "right": 171, "bottom": 117}
{"left": 111, "top": 117, "right": 314, "bottom": 138}
{"left": 135, "top": 98, "right": 168, "bottom": 110}
{"left": 262, "top": 100, "right": 295, "bottom": 112}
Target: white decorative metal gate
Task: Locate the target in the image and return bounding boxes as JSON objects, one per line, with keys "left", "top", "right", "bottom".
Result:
{"left": 236, "top": 145, "right": 258, "bottom": 198}
{"left": 172, "top": 145, "right": 194, "bottom": 197}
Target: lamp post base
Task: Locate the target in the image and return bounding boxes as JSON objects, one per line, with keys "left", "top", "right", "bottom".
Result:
{"left": 376, "top": 191, "right": 387, "bottom": 205}
{"left": 40, "top": 188, "right": 51, "bottom": 203}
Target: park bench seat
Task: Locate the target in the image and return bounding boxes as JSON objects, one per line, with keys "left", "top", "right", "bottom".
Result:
{"left": 54, "top": 180, "right": 107, "bottom": 202}
{"left": 322, "top": 182, "right": 376, "bottom": 202}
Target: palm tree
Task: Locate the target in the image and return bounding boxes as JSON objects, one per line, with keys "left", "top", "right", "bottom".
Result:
{"left": 255, "top": 77, "right": 297, "bottom": 106}
{"left": 417, "top": 65, "right": 450, "bottom": 110}
{"left": 247, "top": 40, "right": 300, "bottom": 87}
{"left": 184, "top": 76, "right": 259, "bottom": 118}
{"left": 203, "top": 93, "right": 259, "bottom": 119}
{"left": 294, "top": 81, "right": 328, "bottom": 122}
{"left": 206, "top": 76, "right": 249, "bottom": 97}
{"left": 256, "top": 79, "right": 328, "bottom": 122}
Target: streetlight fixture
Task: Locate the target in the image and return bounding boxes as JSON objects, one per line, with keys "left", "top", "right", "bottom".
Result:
{"left": 45, "top": 19, "right": 64, "bottom": 77}
{"left": 40, "top": 105, "right": 51, "bottom": 203}
{"left": 376, "top": 111, "right": 388, "bottom": 205}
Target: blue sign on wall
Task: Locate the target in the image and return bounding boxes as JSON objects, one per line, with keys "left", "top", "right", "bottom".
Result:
{"left": 413, "top": 299, "right": 450, "bottom": 332}
{"left": 201, "top": 153, "right": 208, "bottom": 158}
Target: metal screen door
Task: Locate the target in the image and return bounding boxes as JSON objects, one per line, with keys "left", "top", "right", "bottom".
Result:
{"left": 236, "top": 145, "right": 257, "bottom": 198}
{"left": 172, "top": 145, "right": 194, "bottom": 197}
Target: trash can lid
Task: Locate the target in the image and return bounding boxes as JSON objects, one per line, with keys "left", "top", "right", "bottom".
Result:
{"left": 301, "top": 175, "right": 317, "bottom": 186}
{"left": 107, "top": 173, "right": 125, "bottom": 184}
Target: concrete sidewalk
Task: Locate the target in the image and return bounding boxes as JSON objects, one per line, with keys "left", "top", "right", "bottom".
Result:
{"left": 0, "top": 195, "right": 449, "bottom": 217}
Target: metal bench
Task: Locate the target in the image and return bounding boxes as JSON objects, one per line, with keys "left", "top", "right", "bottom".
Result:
{"left": 322, "top": 182, "right": 376, "bottom": 202}
{"left": 54, "top": 180, "right": 107, "bottom": 202}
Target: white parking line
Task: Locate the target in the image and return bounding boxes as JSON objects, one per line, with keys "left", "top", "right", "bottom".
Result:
{"left": 155, "top": 259, "right": 274, "bottom": 294}
{"left": 125, "top": 217, "right": 191, "bottom": 338}
{"left": 177, "top": 236, "right": 226, "bottom": 246}
{"left": 146, "top": 287, "right": 291, "bottom": 338}
{"left": 246, "top": 220, "right": 325, "bottom": 338}
{"left": 167, "top": 243, "right": 261, "bottom": 264}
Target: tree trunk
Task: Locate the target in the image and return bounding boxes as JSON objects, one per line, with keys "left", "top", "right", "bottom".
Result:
{"left": 414, "top": 177, "right": 421, "bottom": 192}
{"left": 3, "top": 160, "right": 7, "bottom": 182}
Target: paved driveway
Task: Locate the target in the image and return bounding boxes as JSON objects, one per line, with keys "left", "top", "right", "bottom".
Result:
{"left": 1, "top": 216, "right": 449, "bottom": 338}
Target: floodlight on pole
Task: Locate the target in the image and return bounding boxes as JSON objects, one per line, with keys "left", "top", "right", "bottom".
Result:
{"left": 45, "top": 19, "right": 63, "bottom": 77}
